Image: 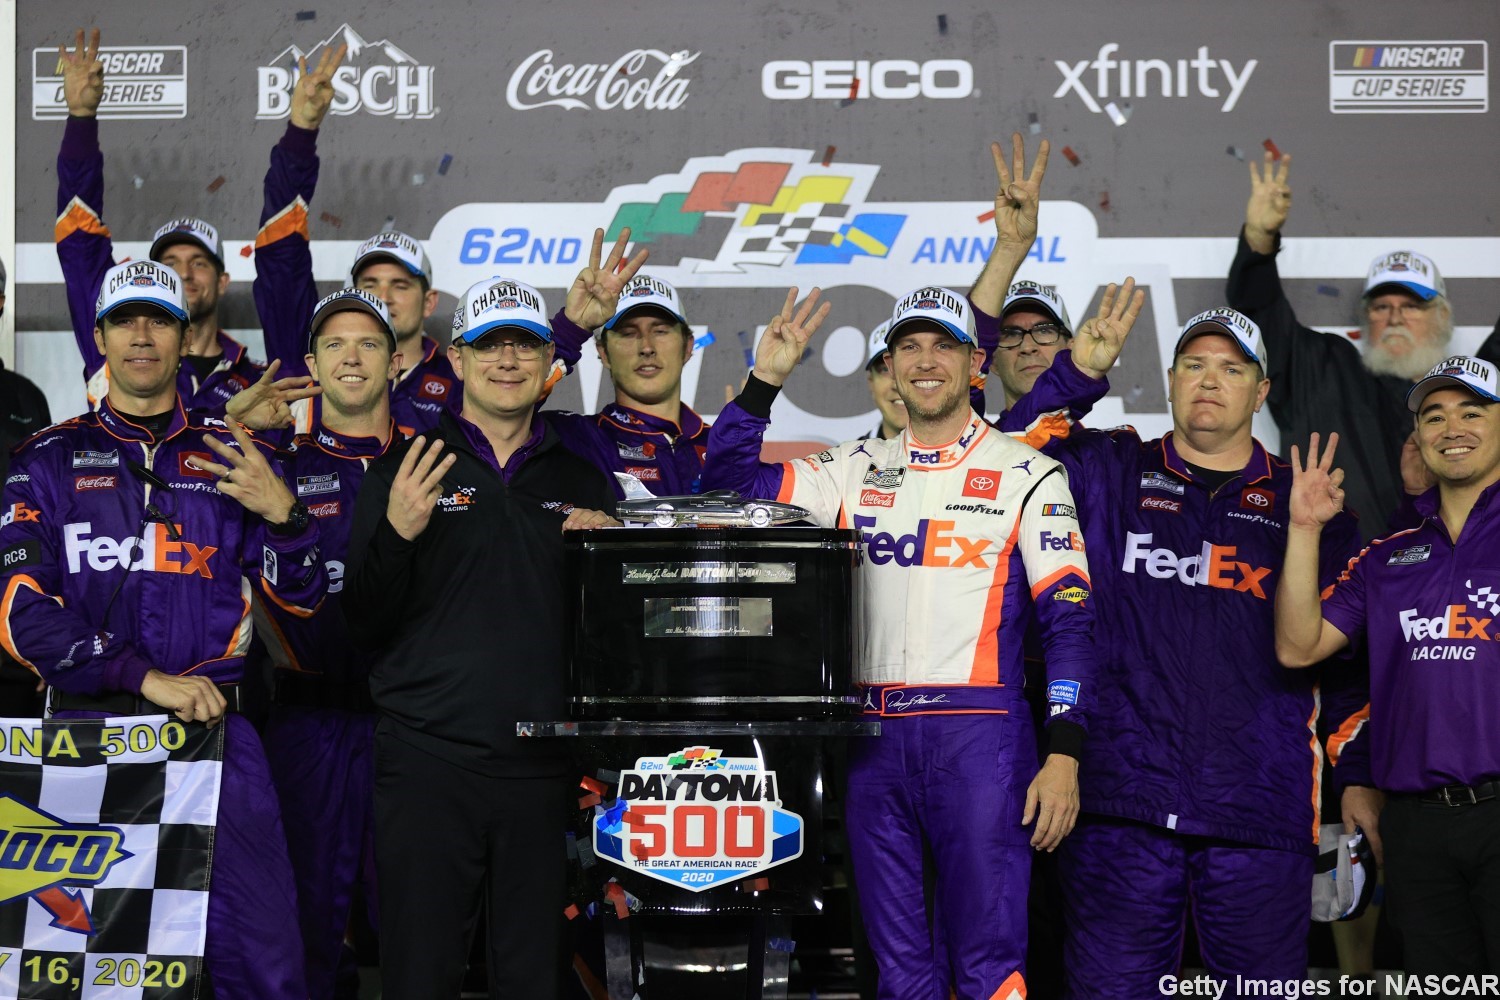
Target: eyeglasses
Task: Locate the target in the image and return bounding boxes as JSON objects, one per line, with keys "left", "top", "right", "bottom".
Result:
{"left": 466, "top": 337, "right": 545, "bottom": 361}
{"left": 997, "top": 323, "right": 1068, "bottom": 349}
{"left": 1366, "top": 301, "right": 1432, "bottom": 320}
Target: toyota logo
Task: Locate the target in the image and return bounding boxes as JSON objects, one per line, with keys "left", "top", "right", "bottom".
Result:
{"left": 1246, "top": 492, "right": 1269, "bottom": 507}
{"left": 970, "top": 475, "right": 995, "bottom": 491}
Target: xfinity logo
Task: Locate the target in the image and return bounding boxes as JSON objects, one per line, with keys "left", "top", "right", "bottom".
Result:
{"left": 763, "top": 59, "right": 973, "bottom": 100}
{"left": 257, "top": 24, "right": 436, "bottom": 121}
{"left": 506, "top": 49, "right": 697, "bottom": 111}
{"left": 1054, "top": 44, "right": 1257, "bottom": 113}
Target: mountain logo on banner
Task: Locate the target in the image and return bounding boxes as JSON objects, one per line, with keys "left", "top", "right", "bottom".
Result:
{"left": 256, "top": 23, "right": 437, "bottom": 120}
{"left": 0, "top": 796, "right": 130, "bottom": 933}
{"left": 598, "top": 149, "right": 906, "bottom": 273}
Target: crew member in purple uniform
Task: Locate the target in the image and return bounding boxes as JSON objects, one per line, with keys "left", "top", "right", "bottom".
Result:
{"left": 0, "top": 261, "right": 323, "bottom": 999}
{"left": 54, "top": 29, "right": 265, "bottom": 413}
{"left": 1277, "top": 354, "right": 1500, "bottom": 976}
{"left": 254, "top": 288, "right": 401, "bottom": 998}
{"left": 1021, "top": 292, "right": 1364, "bottom": 999}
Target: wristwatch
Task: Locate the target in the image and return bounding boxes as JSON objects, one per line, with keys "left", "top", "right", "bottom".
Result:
{"left": 268, "top": 501, "right": 311, "bottom": 535}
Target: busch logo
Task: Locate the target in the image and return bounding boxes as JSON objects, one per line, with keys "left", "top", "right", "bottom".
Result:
{"left": 257, "top": 24, "right": 436, "bottom": 121}
{"left": 1122, "top": 531, "right": 1271, "bottom": 599}
{"left": 64, "top": 522, "right": 216, "bottom": 578}
{"left": 1054, "top": 44, "right": 1257, "bottom": 113}
{"left": 506, "top": 49, "right": 698, "bottom": 111}
{"left": 852, "top": 515, "right": 993, "bottom": 569}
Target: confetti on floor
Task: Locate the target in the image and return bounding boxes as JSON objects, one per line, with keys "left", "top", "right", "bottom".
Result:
{"left": 205, "top": 175, "right": 226, "bottom": 193}
{"left": 821, "top": 145, "right": 836, "bottom": 167}
{"left": 437, "top": 153, "right": 453, "bottom": 176}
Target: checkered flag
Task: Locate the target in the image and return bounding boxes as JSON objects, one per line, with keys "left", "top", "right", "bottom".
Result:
{"left": 0, "top": 717, "right": 223, "bottom": 1000}
{"left": 740, "top": 203, "right": 851, "bottom": 254}
{"left": 1468, "top": 581, "right": 1500, "bottom": 617}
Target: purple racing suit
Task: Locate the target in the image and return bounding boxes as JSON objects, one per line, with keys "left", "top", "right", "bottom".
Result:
{"left": 1019, "top": 353, "right": 1363, "bottom": 998}
{"left": 258, "top": 408, "right": 395, "bottom": 997}
{"left": 704, "top": 376, "right": 1094, "bottom": 999}
{"left": 56, "top": 116, "right": 264, "bottom": 413}
{"left": 0, "top": 398, "right": 325, "bottom": 1000}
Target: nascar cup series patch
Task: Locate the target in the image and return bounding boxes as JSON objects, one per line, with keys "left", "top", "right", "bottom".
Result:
{"left": 593, "top": 746, "right": 804, "bottom": 892}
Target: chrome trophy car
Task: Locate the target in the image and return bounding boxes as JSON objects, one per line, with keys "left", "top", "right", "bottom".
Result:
{"left": 613, "top": 473, "right": 808, "bottom": 528}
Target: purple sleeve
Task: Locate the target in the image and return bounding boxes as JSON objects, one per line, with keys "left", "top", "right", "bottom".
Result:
{"left": 55, "top": 116, "right": 115, "bottom": 382}
{"left": 0, "top": 448, "right": 156, "bottom": 694}
{"left": 548, "top": 309, "right": 593, "bottom": 375}
{"left": 700, "top": 376, "right": 788, "bottom": 501}
{"left": 997, "top": 349, "right": 1110, "bottom": 453}
{"left": 1318, "top": 531, "right": 1373, "bottom": 787}
{"left": 252, "top": 124, "right": 321, "bottom": 377}
{"left": 970, "top": 293, "right": 998, "bottom": 414}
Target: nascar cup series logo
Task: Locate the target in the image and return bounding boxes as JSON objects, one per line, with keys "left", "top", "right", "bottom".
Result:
{"left": 1329, "top": 41, "right": 1488, "bottom": 113}
{"left": 506, "top": 48, "right": 698, "bottom": 111}
{"left": 593, "top": 746, "right": 804, "bottom": 891}
{"left": 256, "top": 24, "right": 436, "bottom": 120}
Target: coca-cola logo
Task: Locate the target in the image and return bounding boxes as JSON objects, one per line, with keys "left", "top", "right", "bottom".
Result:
{"left": 859, "top": 489, "right": 896, "bottom": 508}
{"left": 505, "top": 49, "right": 698, "bottom": 111}
{"left": 74, "top": 475, "right": 117, "bottom": 491}
{"left": 307, "top": 501, "right": 342, "bottom": 519}
{"left": 1139, "top": 495, "right": 1182, "bottom": 514}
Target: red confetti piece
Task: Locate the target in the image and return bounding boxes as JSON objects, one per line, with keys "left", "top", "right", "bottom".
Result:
{"left": 238, "top": 245, "right": 253, "bottom": 258}
{"left": 976, "top": 209, "right": 996, "bottom": 224}
{"left": 821, "top": 145, "right": 836, "bottom": 167}
{"left": 1061, "top": 146, "right": 1081, "bottom": 167}
{"left": 622, "top": 809, "right": 645, "bottom": 825}
{"left": 613, "top": 895, "right": 630, "bottom": 919}
{"left": 1262, "top": 138, "right": 1282, "bottom": 159}
{"left": 205, "top": 176, "right": 226, "bottom": 193}
{"left": 742, "top": 877, "right": 770, "bottom": 892}
{"left": 579, "top": 776, "right": 607, "bottom": 795}
{"left": 319, "top": 211, "right": 343, "bottom": 229}
{"left": 849, "top": 78, "right": 861, "bottom": 100}
{"left": 1099, "top": 191, "right": 1111, "bottom": 212}
{"left": 1347, "top": 329, "right": 1361, "bottom": 340}
{"left": 577, "top": 792, "right": 600, "bottom": 810}
{"left": 564, "top": 903, "right": 580, "bottom": 920}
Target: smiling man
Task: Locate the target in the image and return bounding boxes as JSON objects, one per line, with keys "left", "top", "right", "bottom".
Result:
{"left": 1013, "top": 294, "right": 1364, "bottom": 999}
{"left": 1276, "top": 356, "right": 1500, "bottom": 979}
{"left": 704, "top": 285, "right": 1093, "bottom": 999}
{"left": 344, "top": 277, "right": 615, "bottom": 998}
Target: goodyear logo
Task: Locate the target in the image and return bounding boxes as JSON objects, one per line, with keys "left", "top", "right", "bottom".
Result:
{"left": 0, "top": 795, "right": 130, "bottom": 932}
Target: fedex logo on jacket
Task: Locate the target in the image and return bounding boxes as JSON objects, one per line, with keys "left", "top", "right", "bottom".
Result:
{"left": 63, "top": 522, "right": 218, "bottom": 578}
{"left": 852, "top": 514, "right": 993, "bottom": 569}
{"left": 1121, "top": 531, "right": 1270, "bottom": 599}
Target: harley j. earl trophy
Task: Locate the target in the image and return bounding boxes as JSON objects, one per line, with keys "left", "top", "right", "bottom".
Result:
{"left": 519, "top": 478, "right": 871, "bottom": 999}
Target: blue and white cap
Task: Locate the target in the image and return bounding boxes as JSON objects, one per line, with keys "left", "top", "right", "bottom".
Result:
{"left": 149, "top": 217, "right": 223, "bottom": 270}
{"left": 1406, "top": 355, "right": 1500, "bottom": 413}
{"left": 308, "top": 287, "right": 394, "bottom": 352}
{"left": 865, "top": 320, "right": 892, "bottom": 369}
{"left": 1002, "top": 280, "right": 1072, "bottom": 332}
{"left": 1175, "top": 307, "right": 1268, "bottom": 370}
{"left": 887, "top": 286, "right": 977, "bottom": 347}
{"left": 452, "top": 277, "right": 552, "bottom": 345}
{"left": 604, "top": 275, "right": 688, "bottom": 331}
{"left": 351, "top": 231, "right": 433, "bottom": 285}
{"left": 96, "top": 260, "right": 189, "bottom": 325}
{"left": 1366, "top": 251, "right": 1445, "bottom": 302}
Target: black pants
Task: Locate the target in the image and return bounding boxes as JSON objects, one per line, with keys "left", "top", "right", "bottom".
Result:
{"left": 1384, "top": 794, "right": 1500, "bottom": 973}
{"left": 375, "top": 725, "right": 569, "bottom": 998}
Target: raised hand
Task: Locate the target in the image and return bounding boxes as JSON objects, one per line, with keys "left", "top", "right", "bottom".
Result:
{"left": 1245, "top": 149, "right": 1292, "bottom": 253}
{"left": 58, "top": 28, "right": 104, "bottom": 117}
{"left": 1400, "top": 431, "right": 1437, "bottom": 496}
{"left": 225, "top": 359, "right": 323, "bottom": 431}
{"left": 565, "top": 228, "right": 650, "bottom": 330}
{"left": 1289, "top": 432, "right": 1347, "bottom": 530}
{"left": 290, "top": 43, "right": 348, "bottom": 130}
{"left": 385, "top": 437, "right": 458, "bottom": 541}
{"left": 197, "top": 422, "right": 299, "bottom": 524}
{"left": 991, "top": 132, "right": 1050, "bottom": 255}
{"left": 1071, "top": 278, "right": 1146, "bottom": 379}
{"left": 751, "top": 287, "right": 832, "bottom": 387}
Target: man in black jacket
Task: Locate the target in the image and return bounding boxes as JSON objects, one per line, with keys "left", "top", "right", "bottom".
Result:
{"left": 345, "top": 277, "right": 615, "bottom": 998}
{"left": 1226, "top": 150, "right": 1499, "bottom": 541}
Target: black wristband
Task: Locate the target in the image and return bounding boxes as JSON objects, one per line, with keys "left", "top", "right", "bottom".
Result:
{"left": 737, "top": 374, "right": 782, "bottom": 419}
{"left": 1045, "top": 719, "right": 1086, "bottom": 761}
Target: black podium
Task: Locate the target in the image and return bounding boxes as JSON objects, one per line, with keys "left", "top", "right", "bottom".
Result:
{"left": 521, "top": 527, "right": 870, "bottom": 999}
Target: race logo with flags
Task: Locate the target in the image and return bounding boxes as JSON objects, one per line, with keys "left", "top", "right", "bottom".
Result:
{"left": 0, "top": 717, "right": 223, "bottom": 1000}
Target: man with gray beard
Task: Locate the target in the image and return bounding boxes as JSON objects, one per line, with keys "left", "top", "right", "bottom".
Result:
{"left": 1226, "top": 150, "right": 1491, "bottom": 540}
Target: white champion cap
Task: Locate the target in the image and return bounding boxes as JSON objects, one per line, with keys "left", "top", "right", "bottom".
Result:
{"left": 1365, "top": 250, "right": 1445, "bottom": 302}
{"left": 308, "top": 287, "right": 395, "bottom": 352}
{"left": 150, "top": 217, "right": 223, "bottom": 270}
{"left": 1174, "top": 307, "right": 1268, "bottom": 370}
{"left": 866, "top": 320, "right": 892, "bottom": 369}
{"left": 96, "top": 260, "right": 189, "bottom": 325}
{"left": 1406, "top": 355, "right": 1500, "bottom": 413}
{"left": 604, "top": 275, "right": 688, "bottom": 331}
{"left": 452, "top": 277, "right": 552, "bottom": 344}
{"left": 351, "top": 231, "right": 433, "bottom": 285}
{"left": 887, "top": 286, "right": 977, "bottom": 347}
{"left": 1002, "top": 281, "right": 1072, "bottom": 332}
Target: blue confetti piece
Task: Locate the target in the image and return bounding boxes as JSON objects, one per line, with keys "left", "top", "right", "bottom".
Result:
{"left": 1317, "top": 284, "right": 1341, "bottom": 297}
{"left": 295, "top": 10, "right": 316, "bottom": 20}
{"left": 937, "top": 14, "right": 948, "bottom": 33}
{"left": 694, "top": 330, "right": 717, "bottom": 349}
{"left": 437, "top": 154, "right": 453, "bottom": 176}
{"left": 737, "top": 330, "right": 755, "bottom": 368}
{"left": 1028, "top": 111, "right": 1040, "bottom": 135}
{"left": 768, "top": 936, "right": 797, "bottom": 953}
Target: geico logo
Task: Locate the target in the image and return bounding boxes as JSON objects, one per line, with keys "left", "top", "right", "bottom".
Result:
{"left": 762, "top": 59, "right": 974, "bottom": 100}
{"left": 1041, "top": 530, "right": 1084, "bottom": 552}
{"left": 0, "top": 504, "right": 40, "bottom": 527}
{"left": 852, "top": 514, "right": 993, "bottom": 568}
{"left": 1121, "top": 532, "right": 1271, "bottom": 598}
{"left": 0, "top": 828, "right": 123, "bottom": 880}
{"left": 63, "top": 522, "right": 217, "bottom": 578}
{"left": 1399, "top": 605, "right": 1492, "bottom": 642}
